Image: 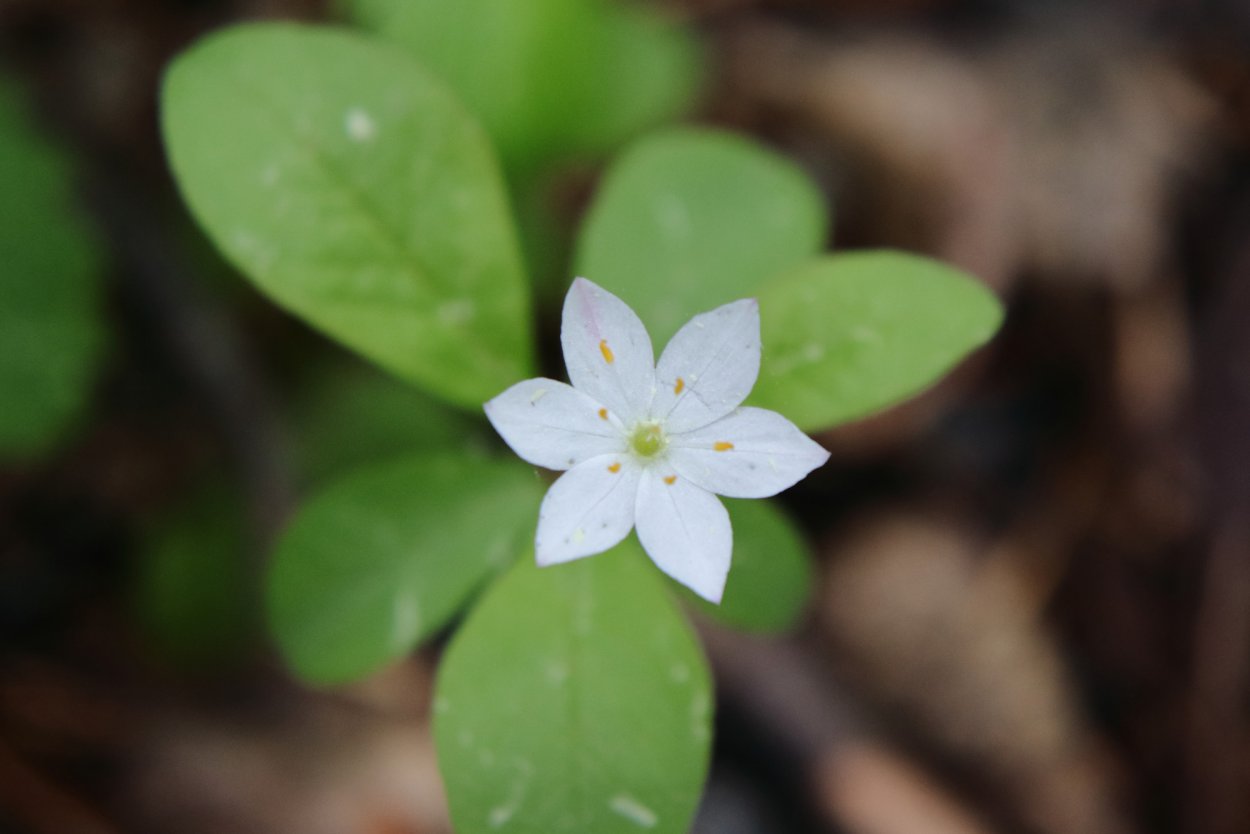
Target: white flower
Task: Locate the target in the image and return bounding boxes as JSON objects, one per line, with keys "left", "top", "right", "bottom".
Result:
{"left": 484, "top": 277, "right": 830, "bottom": 603}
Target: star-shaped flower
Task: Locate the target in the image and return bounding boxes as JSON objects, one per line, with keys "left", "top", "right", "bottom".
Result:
{"left": 484, "top": 277, "right": 830, "bottom": 603}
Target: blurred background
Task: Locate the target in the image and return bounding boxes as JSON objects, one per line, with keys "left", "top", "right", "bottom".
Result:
{"left": 2, "top": 0, "right": 1249, "bottom": 832}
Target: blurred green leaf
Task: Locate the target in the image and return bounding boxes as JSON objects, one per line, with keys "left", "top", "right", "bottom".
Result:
{"left": 162, "top": 23, "right": 533, "bottom": 410}
{"left": 676, "top": 499, "right": 811, "bottom": 632}
{"left": 135, "top": 483, "right": 255, "bottom": 667}
{"left": 751, "top": 251, "right": 1004, "bottom": 432}
{"left": 0, "top": 78, "right": 104, "bottom": 459}
{"left": 576, "top": 128, "right": 827, "bottom": 345}
{"left": 268, "top": 452, "right": 543, "bottom": 684}
{"left": 435, "top": 541, "right": 711, "bottom": 834}
{"left": 291, "top": 357, "right": 481, "bottom": 486}
{"left": 342, "top": 0, "right": 702, "bottom": 173}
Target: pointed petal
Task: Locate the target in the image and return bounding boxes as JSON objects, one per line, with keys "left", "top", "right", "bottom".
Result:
{"left": 485, "top": 378, "right": 626, "bottom": 471}
{"left": 651, "top": 298, "right": 760, "bottom": 434}
{"left": 561, "top": 277, "right": 656, "bottom": 424}
{"left": 669, "top": 407, "right": 830, "bottom": 499}
{"left": 635, "top": 469, "right": 732, "bottom": 603}
{"left": 536, "top": 454, "right": 640, "bottom": 566}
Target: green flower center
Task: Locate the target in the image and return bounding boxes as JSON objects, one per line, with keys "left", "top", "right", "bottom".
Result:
{"left": 630, "top": 421, "right": 666, "bottom": 458}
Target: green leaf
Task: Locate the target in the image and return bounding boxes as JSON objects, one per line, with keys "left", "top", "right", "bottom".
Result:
{"left": 551, "top": 6, "right": 701, "bottom": 162}
{"left": 751, "top": 250, "right": 1004, "bottom": 431}
{"left": 268, "top": 452, "right": 544, "bottom": 684}
{"left": 678, "top": 499, "right": 812, "bottom": 633}
{"left": 341, "top": 0, "right": 702, "bottom": 173}
{"left": 0, "top": 77, "right": 104, "bottom": 458}
{"left": 135, "top": 482, "right": 255, "bottom": 667}
{"left": 435, "top": 542, "right": 712, "bottom": 834}
{"left": 575, "top": 127, "right": 827, "bottom": 345}
{"left": 290, "top": 357, "right": 481, "bottom": 486}
{"left": 162, "top": 23, "right": 533, "bottom": 409}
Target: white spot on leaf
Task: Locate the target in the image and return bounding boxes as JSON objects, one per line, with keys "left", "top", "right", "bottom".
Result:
{"left": 691, "top": 691, "right": 711, "bottom": 743}
{"left": 438, "top": 298, "right": 476, "bottom": 326}
{"left": 545, "top": 660, "right": 569, "bottom": 686}
{"left": 655, "top": 193, "right": 690, "bottom": 238}
{"left": 345, "top": 107, "right": 377, "bottom": 142}
{"left": 609, "top": 794, "right": 658, "bottom": 828}
{"left": 230, "top": 230, "right": 277, "bottom": 273}
{"left": 851, "top": 326, "right": 881, "bottom": 344}
{"left": 488, "top": 805, "right": 515, "bottom": 828}
{"left": 389, "top": 589, "right": 421, "bottom": 653}
{"left": 488, "top": 770, "right": 530, "bottom": 829}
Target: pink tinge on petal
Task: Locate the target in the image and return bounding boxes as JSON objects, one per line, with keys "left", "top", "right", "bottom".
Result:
{"left": 560, "top": 277, "right": 656, "bottom": 425}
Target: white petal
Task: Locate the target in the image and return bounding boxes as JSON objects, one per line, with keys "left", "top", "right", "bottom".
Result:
{"left": 484, "top": 378, "right": 626, "bottom": 471}
{"left": 635, "top": 469, "right": 732, "bottom": 603}
{"left": 651, "top": 298, "right": 760, "bottom": 434}
{"left": 536, "top": 454, "right": 640, "bottom": 566}
{"left": 668, "top": 407, "right": 830, "bottom": 499}
{"left": 561, "top": 277, "right": 656, "bottom": 424}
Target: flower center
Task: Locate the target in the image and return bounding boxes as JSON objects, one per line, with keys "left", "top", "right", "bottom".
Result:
{"left": 629, "top": 421, "right": 667, "bottom": 458}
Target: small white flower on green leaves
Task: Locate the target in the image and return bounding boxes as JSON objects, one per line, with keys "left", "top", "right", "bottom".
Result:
{"left": 484, "top": 277, "right": 829, "bottom": 603}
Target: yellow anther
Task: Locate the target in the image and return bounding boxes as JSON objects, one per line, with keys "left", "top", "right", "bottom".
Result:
{"left": 599, "top": 339, "right": 614, "bottom": 364}
{"left": 713, "top": 441, "right": 734, "bottom": 452}
{"left": 608, "top": 461, "right": 621, "bottom": 473}
{"left": 663, "top": 475, "right": 677, "bottom": 485}
{"left": 597, "top": 408, "right": 608, "bottom": 420}
{"left": 674, "top": 377, "right": 685, "bottom": 395}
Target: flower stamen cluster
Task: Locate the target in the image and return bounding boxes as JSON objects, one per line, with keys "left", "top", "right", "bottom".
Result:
{"left": 629, "top": 421, "right": 666, "bottom": 458}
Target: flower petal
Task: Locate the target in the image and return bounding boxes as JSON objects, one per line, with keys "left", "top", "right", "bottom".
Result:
{"left": 651, "top": 298, "right": 760, "bottom": 434}
{"left": 561, "top": 277, "right": 656, "bottom": 424}
{"left": 484, "top": 378, "right": 625, "bottom": 471}
{"left": 535, "top": 454, "right": 640, "bottom": 566}
{"left": 635, "top": 469, "right": 732, "bottom": 603}
{"left": 669, "top": 406, "right": 830, "bottom": 499}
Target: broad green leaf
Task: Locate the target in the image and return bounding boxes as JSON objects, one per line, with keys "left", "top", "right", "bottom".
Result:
{"left": 576, "top": 128, "right": 828, "bottom": 345}
{"left": 0, "top": 77, "right": 104, "bottom": 458}
{"left": 751, "top": 251, "right": 1003, "bottom": 431}
{"left": 291, "top": 357, "right": 481, "bottom": 485}
{"left": 677, "top": 499, "right": 812, "bottom": 633}
{"left": 341, "top": 0, "right": 701, "bottom": 173}
{"left": 435, "top": 542, "right": 712, "bottom": 834}
{"left": 268, "top": 452, "right": 543, "bottom": 684}
{"left": 135, "top": 482, "right": 255, "bottom": 667}
{"left": 162, "top": 23, "right": 533, "bottom": 409}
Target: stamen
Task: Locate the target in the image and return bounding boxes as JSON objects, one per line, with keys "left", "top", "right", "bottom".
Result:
{"left": 608, "top": 462, "right": 621, "bottom": 473}
{"left": 663, "top": 475, "right": 677, "bottom": 485}
{"left": 674, "top": 377, "right": 685, "bottom": 395}
{"left": 630, "top": 421, "right": 666, "bottom": 457}
{"left": 599, "top": 339, "right": 615, "bottom": 364}
{"left": 713, "top": 441, "right": 734, "bottom": 452}
{"left": 597, "top": 408, "right": 608, "bottom": 420}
